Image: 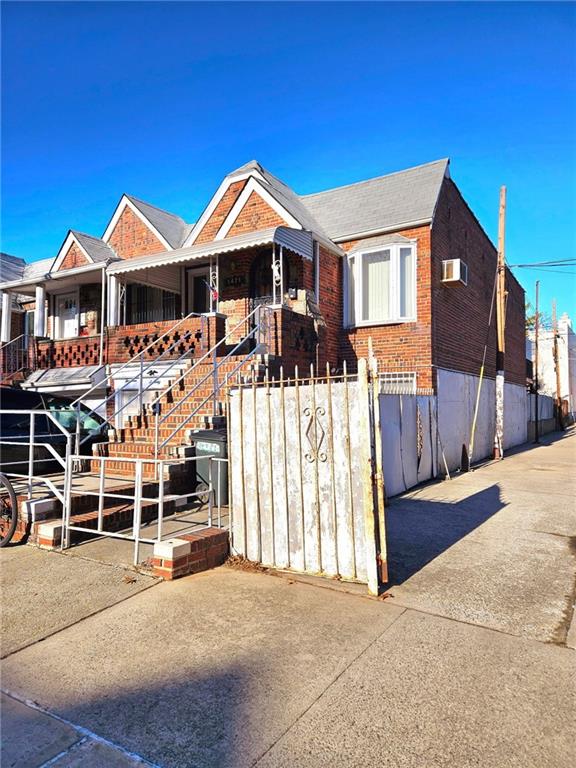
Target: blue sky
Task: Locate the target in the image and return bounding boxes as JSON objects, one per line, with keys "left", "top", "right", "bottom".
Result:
{"left": 2, "top": 1, "right": 575, "bottom": 318}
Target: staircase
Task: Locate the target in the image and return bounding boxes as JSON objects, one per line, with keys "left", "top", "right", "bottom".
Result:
{"left": 90, "top": 305, "right": 276, "bottom": 479}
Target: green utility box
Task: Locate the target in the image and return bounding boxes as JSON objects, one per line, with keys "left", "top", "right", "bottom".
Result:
{"left": 191, "top": 429, "right": 228, "bottom": 506}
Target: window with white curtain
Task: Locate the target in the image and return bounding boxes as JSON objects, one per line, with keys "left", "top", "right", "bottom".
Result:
{"left": 344, "top": 243, "right": 416, "bottom": 326}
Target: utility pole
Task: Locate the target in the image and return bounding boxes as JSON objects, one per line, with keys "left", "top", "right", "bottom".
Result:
{"left": 552, "top": 299, "right": 564, "bottom": 430}
{"left": 494, "top": 185, "right": 507, "bottom": 459}
{"left": 534, "top": 280, "right": 540, "bottom": 443}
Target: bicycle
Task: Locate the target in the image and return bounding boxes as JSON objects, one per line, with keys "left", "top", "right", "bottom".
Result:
{"left": 0, "top": 473, "right": 18, "bottom": 547}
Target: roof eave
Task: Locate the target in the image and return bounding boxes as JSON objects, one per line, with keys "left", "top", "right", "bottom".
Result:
{"left": 331, "top": 218, "right": 433, "bottom": 244}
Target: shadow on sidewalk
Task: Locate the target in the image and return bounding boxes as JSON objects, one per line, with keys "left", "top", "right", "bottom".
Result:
{"left": 385, "top": 483, "right": 505, "bottom": 586}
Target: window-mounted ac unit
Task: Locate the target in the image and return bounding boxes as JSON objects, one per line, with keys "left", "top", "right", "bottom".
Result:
{"left": 441, "top": 259, "right": 468, "bottom": 286}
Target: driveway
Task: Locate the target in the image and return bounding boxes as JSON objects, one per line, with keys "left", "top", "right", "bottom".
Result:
{"left": 1, "top": 430, "right": 575, "bottom": 767}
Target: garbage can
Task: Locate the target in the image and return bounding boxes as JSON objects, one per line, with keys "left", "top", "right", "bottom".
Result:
{"left": 191, "top": 429, "right": 228, "bottom": 506}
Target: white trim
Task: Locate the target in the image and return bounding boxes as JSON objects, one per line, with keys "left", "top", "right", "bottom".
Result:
{"left": 333, "top": 218, "right": 432, "bottom": 244}
{"left": 102, "top": 195, "right": 173, "bottom": 251}
{"left": 214, "top": 178, "right": 302, "bottom": 240}
{"left": 51, "top": 231, "right": 94, "bottom": 272}
{"left": 344, "top": 241, "right": 418, "bottom": 328}
{"left": 184, "top": 169, "right": 267, "bottom": 247}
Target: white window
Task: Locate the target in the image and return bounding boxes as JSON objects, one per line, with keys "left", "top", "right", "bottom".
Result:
{"left": 344, "top": 243, "right": 416, "bottom": 327}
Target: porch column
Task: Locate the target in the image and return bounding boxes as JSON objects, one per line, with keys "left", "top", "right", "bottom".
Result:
{"left": 0, "top": 291, "right": 11, "bottom": 343}
{"left": 34, "top": 284, "right": 46, "bottom": 337}
{"left": 271, "top": 244, "right": 284, "bottom": 306}
{"left": 209, "top": 255, "right": 219, "bottom": 313}
{"left": 107, "top": 275, "right": 119, "bottom": 326}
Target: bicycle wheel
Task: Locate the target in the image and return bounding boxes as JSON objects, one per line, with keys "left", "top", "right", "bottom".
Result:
{"left": 0, "top": 474, "right": 18, "bottom": 547}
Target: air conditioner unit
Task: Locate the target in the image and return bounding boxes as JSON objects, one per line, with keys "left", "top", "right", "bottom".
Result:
{"left": 441, "top": 259, "right": 468, "bottom": 285}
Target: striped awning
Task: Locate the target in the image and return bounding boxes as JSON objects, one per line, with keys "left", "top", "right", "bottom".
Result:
{"left": 108, "top": 227, "right": 315, "bottom": 278}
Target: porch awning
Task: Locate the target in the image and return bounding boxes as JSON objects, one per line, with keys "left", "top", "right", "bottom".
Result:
{"left": 21, "top": 365, "right": 106, "bottom": 391}
{"left": 107, "top": 226, "right": 315, "bottom": 278}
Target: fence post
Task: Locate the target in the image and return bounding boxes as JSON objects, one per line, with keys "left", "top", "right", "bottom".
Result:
{"left": 357, "top": 358, "right": 380, "bottom": 595}
{"left": 369, "top": 358, "right": 388, "bottom": 584}
{"left": 27, "top": 413, "right": 35, "bottom": 500}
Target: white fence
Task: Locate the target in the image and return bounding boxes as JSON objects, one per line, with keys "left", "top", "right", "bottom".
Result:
{"left": 379, "top": 394, "right": 438, "bottom": 497}
{"left": 228, "top": 361, "right": 384, "bottom": 594}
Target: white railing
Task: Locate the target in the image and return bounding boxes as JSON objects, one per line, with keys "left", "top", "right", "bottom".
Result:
{"left": 0, "top": 410, "right": 73, "bottom": 504}
{"left": 63, "top": 453, "right": 228, "bottom": 565}
{"left": 69, "top": 312, "right": 206, "bottom": 451}
{"left": 152, "top": 304, "right": 273, "bottom": 454}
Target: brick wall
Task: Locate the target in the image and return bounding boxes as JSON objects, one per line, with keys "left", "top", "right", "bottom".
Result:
{"left": 107, "top": 205, "right": 165, "bottom": 259}
{"left": 431, "top": 178, "right": 526, "bottom": 386}
{"left": 339, "top": 225, "right": 434, "bottom": 388}
{"left": 195, "top": 180, "right": 247, "bottom": 244}
{"left": 317, "top": 245, "right": 343, "bottom": 371}
{"left": 226, "top": 192, "right": 285, "bottom": 236}
{"left": 57, "top": 242, "right": 89, "bottom": 271}
{"left": 37, "top": 336, "right": 102, "bottom": 368}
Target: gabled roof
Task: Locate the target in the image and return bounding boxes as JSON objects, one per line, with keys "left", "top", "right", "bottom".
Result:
{"left": 300, "top": 158, "right": 450, "bottom": 241}
{"left": 70, "top": 231, "right": 117, "bottom": 263}
{"left": 125, "top": 195, "right": 191, "bottom": 249}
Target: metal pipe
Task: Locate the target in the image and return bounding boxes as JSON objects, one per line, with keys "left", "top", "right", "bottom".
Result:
{"left": 99, "top": 266, "right": 106, "bottom": 367}
{"left": 27, "top": 414, "right": 35, "bottom": 500}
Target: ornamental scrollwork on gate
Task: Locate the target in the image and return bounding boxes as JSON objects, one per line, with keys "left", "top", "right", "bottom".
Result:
{"left": 304, "top": 405, "right": 327, "bottom": 463}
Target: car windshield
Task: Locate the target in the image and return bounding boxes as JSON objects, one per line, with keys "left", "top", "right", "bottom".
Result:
{"left": 45, "top": 400, "right": 104, "bottom": 434}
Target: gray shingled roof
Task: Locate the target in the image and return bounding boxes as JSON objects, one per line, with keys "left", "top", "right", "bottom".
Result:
{"left": 71, "top": 231, "right": 117, "bottom": 263}
{"left": 23, "top": 257, "right": 54, "bottom": 280}
{"left": 0, "top": 252, "right": 26, "bottom": 283}
{"left": 227, "top": 161, "right": 330, "bottom": 238}
{"left": 300, "top": 159, "right": 449, "bottom": 241}
{"left": 126, "top": 195, "right": 190, "bottom": 249}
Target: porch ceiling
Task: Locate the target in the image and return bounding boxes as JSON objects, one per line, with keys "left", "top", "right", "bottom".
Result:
{"left": 107, "top": 226, "right": 315, "bottom": 278}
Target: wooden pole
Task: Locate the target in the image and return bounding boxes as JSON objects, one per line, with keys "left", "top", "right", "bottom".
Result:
{"left": 552, "top": 299, "right": 564, "bottom": 429}
{"left": 534, "top": 280, "right": 540, "bottom": 443}
{"left": 494, "top": 185, "right": 507, "bottom": 459}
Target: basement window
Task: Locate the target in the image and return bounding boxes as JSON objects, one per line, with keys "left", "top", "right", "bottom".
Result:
{"left": 344, "top": 243, "right": 416, "bottom": 327}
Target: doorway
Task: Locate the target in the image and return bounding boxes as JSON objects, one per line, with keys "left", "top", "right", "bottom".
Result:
{"left": 186, "top": 267, "right": 210, "bottom": 315}
{"left": 55, "top": 292, "right": 78, "bottom": 339}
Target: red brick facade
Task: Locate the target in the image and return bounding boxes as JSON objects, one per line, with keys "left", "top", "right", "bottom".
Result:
{"left": 195, "top": 180, "right": 246, "bottom": 244}
{"left": 339, "top": 225, "right": 434, "bottom": 388}
{"left": 107, "top": 205, "right": 165, "bottom": 259}
{"left": 431, "top": 178, "right": 525, "bottom": 386}
{"left": 226, "top": 191, "right": 286, "bottom": 236}
{"left": 57, "top": 242, "right": 89, "bottom": 271}
{"left": 19, "top": 166, "right": 526, "bottom": 395}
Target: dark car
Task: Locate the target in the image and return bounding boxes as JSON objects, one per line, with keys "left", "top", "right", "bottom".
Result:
{"left": 0, "top": 387, "right": 108, "bottom": 475}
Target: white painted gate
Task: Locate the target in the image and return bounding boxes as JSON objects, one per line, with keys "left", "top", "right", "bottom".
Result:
{"left": 228, "top": 360, "right": 385, "bottom": 594}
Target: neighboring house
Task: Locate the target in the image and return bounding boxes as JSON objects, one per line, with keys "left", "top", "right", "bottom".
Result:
{"left": 0, "top": 158, "right": 527, "bottom": 468}
{"left": 527, "top": 313, "right": 576, "bottom": 421}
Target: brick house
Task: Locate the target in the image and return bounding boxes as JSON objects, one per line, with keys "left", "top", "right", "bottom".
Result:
{"left": 0, "top": 158, "right": 526, "bottom": 469}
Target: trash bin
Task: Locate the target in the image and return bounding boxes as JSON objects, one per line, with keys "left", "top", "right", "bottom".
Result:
{"left": 191, "top": 429, "right": 228, "bottom": 506}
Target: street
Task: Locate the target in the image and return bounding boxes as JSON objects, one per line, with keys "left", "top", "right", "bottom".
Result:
{"left": 1, "top": 430, "right": 575, "bottom": 768}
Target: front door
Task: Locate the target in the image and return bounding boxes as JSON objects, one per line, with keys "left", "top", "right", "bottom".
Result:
{"left": 186, "top": 268, "right": 210, "bottom": 314}
{"left": 56, "top": 293, "right": 78, "bottom": 339}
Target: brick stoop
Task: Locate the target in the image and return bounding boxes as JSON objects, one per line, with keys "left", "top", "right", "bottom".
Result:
{"left": 152, "top": 528, "right": 229, "bottom": 580}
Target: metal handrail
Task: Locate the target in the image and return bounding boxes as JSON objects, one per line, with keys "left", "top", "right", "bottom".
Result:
{"left": 69, "top": 311, "right": 204, "bottom": 409}
{"left": 74, "top": 325, "right": 200, "bottom": 444}
{"left": 0, "top": 409, "right": 73, "bottom": 504}
{"left": 0, "top": 334, "right": 35, "bottom": 378}
{"left": 157, "top": 322, "right": 267, "bottom": 450}
{"left": 150, "top": 304, "right": 269, "bottom": 409}
{"left": 151, "top": 304, "right": 271, "bottom": 452}
{"left": 0, "top": 333, "right": 25, "bottom": 352}
{"left": 70, "top": 313, "right": 207, "bottom": 449}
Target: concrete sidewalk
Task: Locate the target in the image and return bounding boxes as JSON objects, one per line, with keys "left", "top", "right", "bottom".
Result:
{"left": 1, "top": 430, "right": 575, "bottom": 767}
